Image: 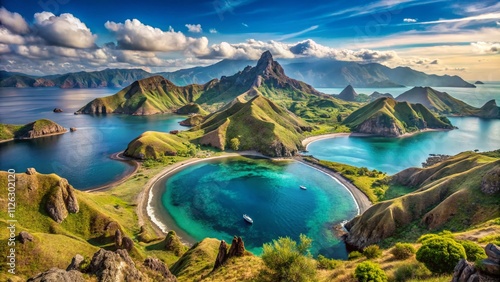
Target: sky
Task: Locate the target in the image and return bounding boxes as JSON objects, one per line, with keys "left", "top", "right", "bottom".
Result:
{"left": 0, "top": 0, "right": 499, "bottom": 80}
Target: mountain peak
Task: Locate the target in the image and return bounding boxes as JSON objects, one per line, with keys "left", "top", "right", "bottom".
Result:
{"left": 338, "top": 85, "right": 358, "bottom": 101}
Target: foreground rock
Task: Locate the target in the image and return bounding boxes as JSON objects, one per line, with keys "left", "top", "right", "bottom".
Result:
{"left": 18, "top": 231, "right": 34, "bottom": 244}
{"left": 88, "top": 249, "right": 144, "bottom": 281}
{"left": 452, "top": 243, "right": 500, "bottom": 281}
{"left": 213, "top": 236, "right": 246, "bottom": 271}
{"left": 45, "top": 177, "right": 79, "bottom": 223}
{"left": 27, "top": 268, "right": 84, "bottom": 282}
{"left": 144, "top": 257, "right": 177, "bottom": 282}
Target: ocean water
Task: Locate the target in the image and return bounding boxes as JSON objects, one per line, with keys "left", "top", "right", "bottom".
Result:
{"left": 159, "top": 157, "right": 358, "bottom": 258}
{"left": 0, "top": 88, "right": 186, "bottom": 189}
{"left": 307, "top": 117, "right": 500, "bottom": 175}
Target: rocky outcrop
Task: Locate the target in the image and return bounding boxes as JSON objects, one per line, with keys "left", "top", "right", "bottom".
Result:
{"left": 115, "top": 229, "right": 123, "bottom": 248}
{"left": 53, "top": 108, "right": 63, "bottom": 113}
{"left": 87, "top": 249, "right": 144, "bottom": 282}
{"left": 356, "top": 114, "right": 403, "bottom": 137}
{"left": 45, "top": 178, "right": 79, "bottom": 223}
{"left": 452, "top": 244, "right": 500, "bottom": 281}
{"left": 18, "top": 231, "right": 34, "bottom": 244}
{"left": 213, "top": 236, "right": 246, "bottom": 271}
{"left": 15, "top": 119, "right": 66, "bottom": 139}
{"left": 481, "top": 167, "right": 500, "bottom": 195}
{"left": 66, "top": 254, "right": 84, "bottom": 271}
{"left": 121, "top": 236, "right": 134, "bottom": 252}
{"left": 143, "top": 257, "right": 178, "bottom": 282}
{"left": 337, "top": 85, "right": 358, "bottom": 101}
{"left": 164, "top": 230, "right": 184, "bottom": 256}
{"left": 26, "top": 167, "right": 37, "bottom": 175}
{"left": 27, "top": 267, "right": 85, "bottom": 282}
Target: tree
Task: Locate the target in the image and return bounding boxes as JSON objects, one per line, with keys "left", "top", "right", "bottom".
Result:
{"left": 337, "top": 114, "right": 342, "bottom": 122}
{"left": 363, "top": 245, "right": 382, "bottom": 259}
{"left": 262, "top": 234, "right": 317, "bottom": 282}
{"left": 354, "top": 261, "right": 388, "bottom": 282}
{"left": 229, "top": 137, "right": 240, "bottom": 151}
{"left": 416, "top": 237, "right": 466, "bottom": 273}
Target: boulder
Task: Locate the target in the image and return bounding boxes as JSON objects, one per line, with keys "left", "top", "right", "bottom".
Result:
{"left": 26, "top": 168, "right": 37, "bottom": 175}
{"left": 70, "top": 127, "right": 77, "bottom": 132}
{"left": 213, "top": 240, "right": 228, "bottom": 271}
{"left": 452, "top": 259, "right": 476, "bottom": 282}
{"left": 481, "top": 259, "right": 500, "bottom": 276}
{"left": 121, "top": 236, "right": 134, "bottom": 252}
{"left": 115, "top": 229, "right": 123, "bottom": 248}
{"left": 53, "top": 108, "right": 63, "bottom": 113}
{"left": 143, "top": 257, "right": 178, "bottom": 282}
{"left": 88, "top": 249, "right": 144, "bottom": 282}
{"left": 27, "top": 267, "right": 84, "bottom": 282}
{"left": 66, "top": 254, "right": 84, "bottom": 271}
{"left": 481, "top": 167, "right": 500, "bottom": 195}
{"left": 18, "top": 231, "right": 34, "bottom": 244}
{"left": 485, "top": 243, "right": 500, "bottom": 263}
{"left": 227, "top": 236, "right": 245, "bottom": 257}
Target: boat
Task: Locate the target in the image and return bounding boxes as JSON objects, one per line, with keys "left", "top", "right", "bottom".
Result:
{"left": 300, "top": 185, "right": 307, "bottom": 190}
{"left": 243, "top": 214, "right": 253, "bottom": 224}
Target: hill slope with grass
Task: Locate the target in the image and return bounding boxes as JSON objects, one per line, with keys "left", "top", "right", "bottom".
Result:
{"left": 344, "top": 150, "right": 500, "bottom": 250}
{"left": 395, "top": 86, "right": 500, "bottom": 118}
{"left": 342, "top": 97, "right": 453, "bottom": 136}
{"left": 124, "top": 131, "right": 195, "bottom": 159}
{"left": 0, "top": 119, "right": 66, "bottom": 141}
{"left": 189, "top": 95, "right": 312, "bottom": 157}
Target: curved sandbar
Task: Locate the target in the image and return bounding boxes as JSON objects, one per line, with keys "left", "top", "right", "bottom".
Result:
{"left": 142, "top": 151, "right": 372, "bottom": 240}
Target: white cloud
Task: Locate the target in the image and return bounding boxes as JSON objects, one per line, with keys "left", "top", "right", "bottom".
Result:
{"left": 185, "top": 24, "right": 202, "bottom": 33}
{"left": 209, "top": 28, "right": 218, "bottom": 34}
{"left": 105, "top": 19, "right": 207, "bottom": 52}
{"left": 0, "top": 28, "right": 26, "bottom": 45}
{"left": 33, "top": 12, "right": 96, "bottom": 48}
{"left": 471, "top": 42, "right": 500, "bottom": 53}
{"left": 241, "top": 22, "right": 248, "bottom": 27}
{"left": 0, "top": 7, "right": 29, "bottom": 34}
{"left": 403, "top": 18, "right": 417, "bottom": 23}
{"left": 416, "top": 12, "right": 500, "bottom": 26}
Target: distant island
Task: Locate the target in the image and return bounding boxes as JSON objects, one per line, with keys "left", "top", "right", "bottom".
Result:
{"left": 0, "top": 119, "right": 66, "bottom": 142}
{"left": 475, "top": 81, "right": 485, "bottom": 84}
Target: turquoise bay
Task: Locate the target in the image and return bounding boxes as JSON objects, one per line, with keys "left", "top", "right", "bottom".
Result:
{"left": 158, "top": 157, "right": 358, "bottom": 258}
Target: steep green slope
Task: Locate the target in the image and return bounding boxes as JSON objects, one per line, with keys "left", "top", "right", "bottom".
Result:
{"left": 344, "top": 151, "right": 500, "bottom": 249}
{"left": 189, "top": 95, "right": 311, "bottom": 157}
{"left": 175, "top": 103, "right": 209, "bottom": 115}
{"left": 342, "top": 97, "right": 453, "bottom": 136}
{"left": 0, "top": 119, "right": 66, "bottom": 141}
{"left": 124, "top": 131, "right": 193, "bottom": 159}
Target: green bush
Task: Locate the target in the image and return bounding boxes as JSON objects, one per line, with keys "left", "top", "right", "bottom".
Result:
{"left": 416, "top": 237, "right": 466, "bottom": 273}
{"left": 348, "top": 251, "right": 363, "bottom": 260}
{"left": 354, "top": 261, "right": 388, "bottom": 282}
{"left": 316, "top": 254, "right": 341, "bottom": 270}
{"left": 390, "top": 243, "right": 416, "bottom": 260}
{"left": 363, "top": 245, "right": 382, "bottom": 259}
{"left": 458, "top": 240, "right": 486, "bottom": 262}
{"left": 262, "top": 234, "right": 317, "bottom": 282}
{"left": 393, "top": 262, "right": 431, "bottom": 282}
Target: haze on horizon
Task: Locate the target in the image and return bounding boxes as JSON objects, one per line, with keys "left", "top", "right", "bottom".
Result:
{"left": 0, "top": 0, "right": 499, "bottom": 81}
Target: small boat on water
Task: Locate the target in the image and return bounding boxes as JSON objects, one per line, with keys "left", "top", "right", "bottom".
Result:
{"left": 243, "top": 214, "right": 253, "bottom": 224}
{"left": 300, "top": 185, "right": 307, "bottom": 190}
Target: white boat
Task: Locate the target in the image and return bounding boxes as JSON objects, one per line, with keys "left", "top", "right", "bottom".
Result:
{"left": 300, "top": 185, "right": 307, "bottom": 190}
{"left": 243, "top": 214, "right": 253, "bottom": 224}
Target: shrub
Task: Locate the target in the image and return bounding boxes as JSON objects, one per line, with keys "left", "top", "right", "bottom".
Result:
{"left": 390, "top": 243, "right": 416, "bottom": 260}
{"left": 393, "top": 262, "right": 431, "bottom": 282}
{"left": 229, "top": 137, "right": 240, "bottom": 151}
{"left": 363, "top": 245, "right": 382, "bottom": 259}
{"left": 458, "top": 240, "right": 486, "bottom": 262}
{"left": 348, "top": 251, "right": 363, "bottom": 260}
{"left": 317, "top": 254, "right": 341, "bottom": 270}
{"left": 262, "top": 234, "right": 317, "bottom": 282}
{"left": 416, "top": 237, "right": 466, "bottom": 273}
{"left": 354, "top": 261, "right": 388, "bottom": 282}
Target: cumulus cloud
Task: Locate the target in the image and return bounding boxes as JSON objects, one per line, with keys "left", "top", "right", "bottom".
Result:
{"left": 403, "top": 18, "right": 417, "bottom": 23}
{"left": 105, "top": 19, "right": 207, "bottom": 52}
{"left": 209, "top": 28, "right": 218, "bottom": 34}
{"left": 33, "top": 12, "right": 96, "bottom": 48}
{"left": 185, "top": 24, "right": 202, "bottom": 33}
{"left": 471, "top": 41, "right": 500, "bottom": 53}
{"left": 0, "top": 7, "right": 29, "bottom": 34}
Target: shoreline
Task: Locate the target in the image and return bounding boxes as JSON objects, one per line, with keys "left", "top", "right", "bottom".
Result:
{"left": 85, "top": 151, "right": 139, "bottom": 192}
{"left": 0, "top": 130, "right": 68, "bottom": 144}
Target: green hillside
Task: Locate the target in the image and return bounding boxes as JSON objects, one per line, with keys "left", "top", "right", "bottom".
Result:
{"left": 342, "top": 97, "right": 453, "bottom": 136}
{"left": 189, "top": 95, "right": 311, "bottom": 157}
{"left": 124, "top": 131, "right": 195, "bottom": 159}
{"left": 395, "top": 86, "right": 500, "bottom": 118}
{"left": 0, "top": 119, "right": 66, "bottom": 141}
{"left": 345, "top": 150, "right": 500, "bottom": 249}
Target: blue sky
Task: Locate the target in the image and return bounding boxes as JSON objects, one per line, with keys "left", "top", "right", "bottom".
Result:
{"left": 0, "top": 0, "right": 499, "bottom": 79}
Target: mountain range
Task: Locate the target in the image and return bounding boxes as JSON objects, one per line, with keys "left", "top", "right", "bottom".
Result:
{"left": 1, "top": 58, "right": 476, "bottom": 89}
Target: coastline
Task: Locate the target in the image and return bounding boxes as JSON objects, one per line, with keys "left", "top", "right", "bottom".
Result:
{"left": 85, "top": 151, "right": 139, "bottom": 192}
{"left": 0, "top": 130, "right": 68, "bottom": 144}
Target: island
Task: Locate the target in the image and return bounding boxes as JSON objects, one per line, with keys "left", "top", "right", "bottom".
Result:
{"left": 0, "top": 119, "right": 67, "bottom": 143}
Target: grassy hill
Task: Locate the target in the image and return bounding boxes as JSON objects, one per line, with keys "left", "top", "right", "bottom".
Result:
{"left": 124, "top": 131, "right": 195, "bottom": 159}
{"left": 342, "top": 97, "right": 453, "bottom": 136}
{"left": 395, "top": 86, "right": 500, "bottom": 118}
{"left": 188, "top": 95, "right": 311, "bottom": 157}
{"left": 344, "top": 150, "right": 500, "bottom": 249}
{"left": 0, "top": 119, "right": 66, "bottom": 141}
